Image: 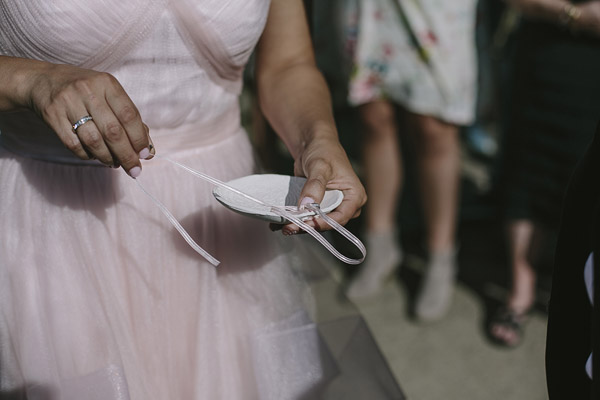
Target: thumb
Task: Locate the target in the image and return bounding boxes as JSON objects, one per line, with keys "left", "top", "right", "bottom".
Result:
{"left": 298, "top": 173, "right": 328, "bottom": 208}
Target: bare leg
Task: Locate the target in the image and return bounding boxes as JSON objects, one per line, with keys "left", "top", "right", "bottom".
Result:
{"left": 507, "top": 220, "right": 538, "bottom": 312}
{"left": 346, "top": 100, "right": 403, "bottom": 299}
{"left": 490, "top": 220, "right": 537, "bottom": 346}
{"left": 361, "top": 100, "right": 403, "bottom": 233}
{"left": 408, "top": 113, "right": 461, "bottom": 252}
{"left": 407, "top": 113, "right": 461, "bottom": 320}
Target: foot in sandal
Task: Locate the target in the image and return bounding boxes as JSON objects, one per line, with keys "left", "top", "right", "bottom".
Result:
{"left": 488, "top": 306, "right": 533, "bottom": 347}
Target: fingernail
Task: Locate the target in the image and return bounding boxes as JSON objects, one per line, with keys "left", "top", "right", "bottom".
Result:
{"left": 139, "top": 147, "right": 150, "bottom": 159}
{"left": 300, "top": 197, "right": 315, "bottom": 207}
{"left": 129, "top": 166, "right": 141, "bottom": 178}
{"left": 148, "top": 143, "right": 154, "bottom": 151}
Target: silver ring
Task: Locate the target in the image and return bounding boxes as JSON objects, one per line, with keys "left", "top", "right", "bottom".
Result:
{"left": 71, "top": 115, "right": 93, "bottom": 133}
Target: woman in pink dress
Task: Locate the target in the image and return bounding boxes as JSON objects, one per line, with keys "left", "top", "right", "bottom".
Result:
{"left": 0, "top": 0, "right": 367, "bottom": 398}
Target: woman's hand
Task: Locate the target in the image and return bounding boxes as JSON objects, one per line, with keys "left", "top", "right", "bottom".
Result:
{"left": 277, "top": 135, "right": 367, "bottom": 235}
{"left": 2, "top": 57, "right": 153, "bottom": 176}
{"left": 255, "top": 0, "right": 366, "bottom": 235}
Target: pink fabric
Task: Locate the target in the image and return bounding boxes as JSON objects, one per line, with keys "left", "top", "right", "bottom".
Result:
{"left": 0, "top": 2, "right": 330, "bottom": 399}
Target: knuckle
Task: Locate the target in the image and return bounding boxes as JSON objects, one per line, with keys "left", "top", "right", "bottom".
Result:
{"left": 308, "top": 174, "right": 328, "bottom": 190}
{"left": 65, "top": 138, "right": 86, "bottom": 157}
{"left": 103, "top": 121, "right": 124, "bottom": 142}
{"left": 311, "top": 159, "right": 333, "bottom": 177}
{"left": 118, "top": 105, "right": 138, "bottom": 124}
{"left": 86, "top": 132, "right": 104, "bottom": 149}
{"left": 102, "top": 73, "right": 123, "bottom": 91}
{"left": 54, "top": 89, "right": 72, "bottom": 106}
{"left": 117, "top": 153, "right": 137, "bottom": 168}
{"left": 73, "top": 78, "right": 92, "bottom": 94}
{"left": 41, "top": 103, "right": 57, "bottom": 121}
{"left": 98, "top": 154, "right": 114, "bottom": 166}
{"left": 87, "top": 92, "right": 99, "bottom": 104}
{"left": 131, "top": 135, "right": 148, "bottom": 150}
{"left": 65, "top": 137, "right": 80, "bottom": 152}
{"left": 100, "top": 72, "right": 117, "bottom": 84}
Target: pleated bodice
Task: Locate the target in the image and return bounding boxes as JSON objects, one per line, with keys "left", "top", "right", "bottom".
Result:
{"left": 0, "top": 0, "right": 270, "bottom": 161}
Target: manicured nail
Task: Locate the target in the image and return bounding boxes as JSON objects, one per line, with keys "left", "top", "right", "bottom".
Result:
{"left": 129, "top": 166, "right": 141, "bottom": 178}
{"left": 300, "top": 197, "right": 315, "bottom": 208}
{"left": 139, "top": 147, "right": 150, "bottom": 159}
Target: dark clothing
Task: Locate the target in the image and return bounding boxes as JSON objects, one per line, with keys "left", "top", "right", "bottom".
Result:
{"left": 546, "top": 123, "right": 600, "bottom": 399}
{"left": 503, "top": 20, "right": 600, "bottom": 228}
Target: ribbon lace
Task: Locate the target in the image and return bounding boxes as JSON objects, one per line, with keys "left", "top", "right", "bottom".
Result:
{"left": 135, "top": 155, "right": 366, "bottom": 267}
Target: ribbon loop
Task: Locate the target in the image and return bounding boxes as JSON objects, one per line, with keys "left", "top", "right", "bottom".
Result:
{"left": 270, "top": 204, "right": 366, "bottom": 265}
{"left": 135, "top": 156, "right": 366, "bottom": 267}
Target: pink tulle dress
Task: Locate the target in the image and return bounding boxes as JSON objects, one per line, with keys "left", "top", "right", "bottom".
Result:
{"left": 0, "top": 1, "right": 335, "bottom": 399}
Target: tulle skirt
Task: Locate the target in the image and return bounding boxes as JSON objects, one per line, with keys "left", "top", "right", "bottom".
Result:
{"left": 0, "top": 128, "right": 328, "bottom": 399}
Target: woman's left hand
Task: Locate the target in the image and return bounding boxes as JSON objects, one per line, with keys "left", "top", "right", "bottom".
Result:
{"left": 256, "top": 0, "right": 366, "bottom": 235}
{"left": 274, "top": 135, "right": 367, "bottom": 235}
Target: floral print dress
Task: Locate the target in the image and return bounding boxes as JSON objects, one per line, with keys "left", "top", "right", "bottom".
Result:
{"left": 344, "top": 0, "right": 478, "bottom": 125}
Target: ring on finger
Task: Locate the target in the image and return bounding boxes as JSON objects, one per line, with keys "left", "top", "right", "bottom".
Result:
{"left": 72, "top": 115, "right": 93, "bottom": 133}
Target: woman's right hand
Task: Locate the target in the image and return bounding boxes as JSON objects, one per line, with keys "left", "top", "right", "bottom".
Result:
{"left": 11, "top": 58, "right": 153, "bottom": 177}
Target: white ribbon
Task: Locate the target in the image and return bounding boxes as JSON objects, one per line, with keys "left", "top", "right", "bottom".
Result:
{"left": 134, "top": 155, "right": 366, "bottom": 267}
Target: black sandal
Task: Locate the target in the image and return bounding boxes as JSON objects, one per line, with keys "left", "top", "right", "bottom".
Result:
{"left": 488, "top": 307, "right": 532, "bottom": 348}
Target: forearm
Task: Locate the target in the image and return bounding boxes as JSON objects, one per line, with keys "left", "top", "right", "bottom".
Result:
{"left": 510, "top": 0, "right": 568, "bottom": 21}
{"left": 0, "top": 55, "right": 49, "bottom": 112}
{"left": 257, "top": 62, "right": 339, "bottom": 161}
{"left": 253, "top": 0, "right": 366, "bottom": 228}
{"left": 511, "top": 0, "right": 600, "bottom": 29}
{"left": 255, "top": 0, "right": 341, "bottom": 161}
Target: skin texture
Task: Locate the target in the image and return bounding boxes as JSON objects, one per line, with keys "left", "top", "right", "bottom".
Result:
{"left": 0, "top": 0, "right": 366, "bottom": 232}
{"left": 359, "top": 100, "right": 402, "bottom": 235}
{"left": 0, "top": 56, "right": 153, "bottom": 176}
{"left": 255, "top": 0, "right": 366, "bottom": 234}
{"left": 406, "top": 112, "right": 460, "bottom": 253}
{"left": 356, "top": 101, "right": 460, "bottom": 252}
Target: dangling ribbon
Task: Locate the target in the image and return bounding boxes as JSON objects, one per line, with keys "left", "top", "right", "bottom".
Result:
{"left": 134, "top": 155, "right": 366, "bottom": 267}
